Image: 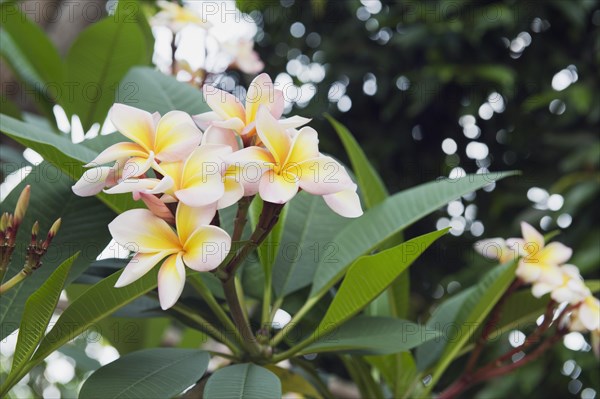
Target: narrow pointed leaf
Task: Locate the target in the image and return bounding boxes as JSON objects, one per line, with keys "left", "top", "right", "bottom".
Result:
{"left": 325, "top": 114, "right": 388, "bottom": 208}
{"left": 316, "top": 228, "right": 448, "bottom": 330}
{"left": 9, "top": 253, "right": 79, "bottom": 376}
{"left": 79, "top": 348, "right": 209, "bottom": 399}
{"left": 419, "top": 261, "right": 518, "bottom": 393}
{"left": 0, "top": 163, "right": 114, "bottom": 341}
{"left": 310, "top": 171, "right": 518, "bottom": 297}
{"left": 301, "top": 316, "right": 441, "bottom": 355}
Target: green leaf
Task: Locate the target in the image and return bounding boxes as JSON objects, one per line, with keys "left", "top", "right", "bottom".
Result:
{"left": 419, "top": 261, "right": 518, "bottom": 393}
{"left": 78, "top": 348, "right": 209, "bottom": 399}
{"left": 116, "top": 67, "right": 210, "bottom": 115}
{"left": 62, "top": 16, "right": 148, "bottom": 130}
{"left": 325, "top": 114, "right": 388, "bottom": 208}
{"left": 0, "top": 163, "right": 113, "bottom": 341}
{"left": 0, "top": 3, "right": 63, "bottom": 116}
{"left": 310, "top": 171, "right": 518, "bottom": 297}
{"left": 272, "top": 191, "right": 351, "bottom": 297}
{"left": 31, "top": 269, "right": 159, "bottom": 368}
{"left": 366, "top": 352, "right": 419, "bottom": 399}
{"left": 0, "top": 114, "right": 139, "bottom": 213}
{"left": 264, "top": 365, "right": 322, "bottom": 399}
{"left": 249, "top": 196, "right": 288, "bottom": 275}
{"left": 301, "top": 316, "right": 440, "bottom": 355}
{"left": 7, "top": 254, "right": 79, "bottom": 384}
{"left": 316, "top": 228, "right": 448, "bottom": 330}
{"left": 204, "top": 363, "right": 282, "bottom": 399}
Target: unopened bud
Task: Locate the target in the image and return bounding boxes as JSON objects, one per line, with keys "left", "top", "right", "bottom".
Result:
{"left": 14, "top": 185, "right": 30, "bottom": 225}
{"left": 42, "top": 218, "right": 61, "bottom": 249}
{"left": 31, "top": 221, "right": 40, "bottom": 241}
{"left": 49, "top": 218, "right": 61, "bottom": 237}
{"left": 0, "top": 213, "right": 8, "bottom": 232}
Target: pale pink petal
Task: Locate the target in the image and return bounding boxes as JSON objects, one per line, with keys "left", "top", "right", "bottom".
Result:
{"left": 580, "top": 297, "right": 600, "bottom": 331}
{"left": 183, "top": 226, "right": 231, "bottom": 271}
{"left": 516, "top": 260, "right": 542, "bottom": 283}
{"left": 85, "top": 142, "right": 146, "bottom": 167}
{"left": 538, "top": 263, "right": 564, "bottom": 285}
{"left": 121, "top": 152, "right": 154, "bottom": 180}
{"left": 245, "top": 73, "right": 278, "bottom": 123}
{"left": 105, "top": 178, "right": 161, "bottom": 194}
{"left": 218, "top": 177, "right": 244, "bottom": 209}
{"left": 295, "top": 156, "right": 354, "bottom": 195}
{"left": 538, "top": 242, "right": 573, "bottom": 265}
{"left": 203, "top": 86, "right": 246, "bottom": 122}
{"left": 175, "top": 175, "right": 225, "bottom": 207}
{"left": 108, "top": 209, "right": 181, "bottom": 252}
{"left": 284, "top": 126, "right": 320, "bottom": 166}
{"left": 154, "top": 111, "right": 203, "bottom": 162}
{"left": 531, "top": 282, "right": 555, "bottom": 298}
{"left": 259, "top": 170, "right": 299, "bottom": 204}
{"left": 115, "top": 251, "right": 168, "bottom": 287}
{"left": 212, "top": 118, "right": 246, "bottom": 133}
{"left": 521, "top": 221, "right": 544, "bottom": 251}
{"left": 157, "top": 253, "right": 186, "bottom": 310}
{"left": 202, "top": 126, "right": 240, "bottom": 151}
{"left": 226, "top": 146, "right": 274, "bottom": 168}
{"left": 176, "top": 202, "right": 218, "bottom": 243}
{"left": 192, "top": 111, "right": 221, "bottom": 130}
{"left": 278, "top": 115, "right": 311, "bottom": 130}
{"left": 72, "top": 167, "right": 112, "bottom": 196}
{"left": 270, "top": 89, "right": 284, "bottom": 119}
{"left": 323, "top": 187, "right": 363, "bottom": 218}
{"left": 137, "top": 192, "right": 175, "bottom": 224}
{"left": 109, "top": 103, "right": 155, "bottom": 151}
{"left": 255, "top": 106, "right": 291, "bottom": 166}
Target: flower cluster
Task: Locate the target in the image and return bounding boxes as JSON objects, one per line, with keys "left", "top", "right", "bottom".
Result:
{"left": 73, "top": 73, "right": 363, "bottom": 309}
{"left": 475, "top": 222, "right": 600, "bottom": 337}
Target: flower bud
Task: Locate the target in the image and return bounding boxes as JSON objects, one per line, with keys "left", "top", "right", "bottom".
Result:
{"left": 14, "top": 185, "right": 30, "bottom": 226}
{"left": 42, "top": 218, "right": 61, "bottom": 249}
{"left": 0, "top": 213, "right": 8, "bottom": 232}
{"left": 31, "top": 221, "right": 40, "bottom": 243}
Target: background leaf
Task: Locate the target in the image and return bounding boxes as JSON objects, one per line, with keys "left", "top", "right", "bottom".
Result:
{"left": 78, "top": 348, "right": 209, "bottom": 399}
{"left": 62, "top": 15, "right": 148, "bottom": 130}
{"left": 271, "top": 191, "right": 350, "bottom": 297}
{"left": 325, "top": 114, "right": 388, "bottom": 208}
{"left": 116, "top": 67, "right": 210, "bottom": 115}
{"left": 0, "top": 115, "right": 139, "bottom": 213}
{"left": 418, "top": 261, "right": 518, "bottom": 392}
{"left": 204, "top": 363, "right": 282, "bottom": 399}
{"left": 0, "top": 163, "right": 113, "bottom": 341}
{"left": 301, "top": 316, "right": 440, "bottom": 355}
{"left": 316, "top": 228, "right": 448, "bottom": 330}
{"left": 310, "top": 172, "right": 518, "bottom": 297}
{"left": 8, "top": 253, "right": 79, "bottom": 384}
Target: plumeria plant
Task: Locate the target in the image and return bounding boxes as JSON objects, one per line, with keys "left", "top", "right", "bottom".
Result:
{"left": 0, "top": 1, "right": 598, "bottom": 398}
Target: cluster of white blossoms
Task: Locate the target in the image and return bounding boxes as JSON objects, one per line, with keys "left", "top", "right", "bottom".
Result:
{"left": 73, "top": 73, "right": 363, "bottom": 309}
{"left": 475, "top": 222, "right": 600, "bottom": 337}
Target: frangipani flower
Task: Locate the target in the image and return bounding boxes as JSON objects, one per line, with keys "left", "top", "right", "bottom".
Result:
{"left": 151, "top": 0, "right": 212, "bottom": 32}
{"left": 531, "top": 264, "right": 590, "bottom": 303}
{"left": 109, "top": 204, "right": 230, "bottom": 309}
{"left": 107, "top": 144, "right": 239, "bottom": 209}
{"left": 474, "top": 237, "right": 524, "bottom": 264}
{"left": 227, "top": 106, "right": 363, "bottom": 217}
{"left": 73, "top": 104, "right": 202, "bottom": 196}
{"left": 569, "top": 295, "right": 600, "bottom": 332}
{"left": 194, "top": 73, "right": 309, "bottom": 142}
{"left": 515, "top": 222, "right": 572, "bottom": 285}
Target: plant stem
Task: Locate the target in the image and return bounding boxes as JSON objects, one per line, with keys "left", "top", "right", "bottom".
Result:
{"left": 187, "top": 274, "right": 242, "bottom": 347}
{"left": 0, "top": 270, "right": 28, "bottom": 295}
{"left": 169, "top": 301, "right": 241, "bottom": 357}
{"left": 261, "top": 271, "right": 272, "bottom": 332}
{"left": 232, "top": 196, "right": 252, "bottom": 242}
{"left": 222, "top": 277, "right": 262, "bottom": 358}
